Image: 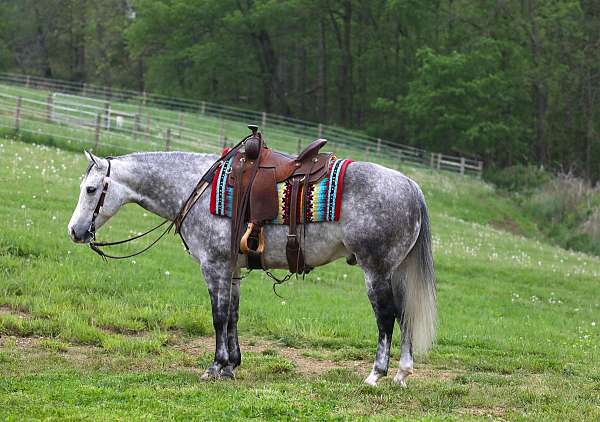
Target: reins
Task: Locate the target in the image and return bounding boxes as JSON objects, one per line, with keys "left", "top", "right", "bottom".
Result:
{"left": 89, "top": 220, "right": 173, "bottom": 260}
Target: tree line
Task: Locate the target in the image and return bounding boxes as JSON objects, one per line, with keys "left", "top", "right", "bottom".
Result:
{"left": 1, "top": 1, "right": 599, "bottom": 180}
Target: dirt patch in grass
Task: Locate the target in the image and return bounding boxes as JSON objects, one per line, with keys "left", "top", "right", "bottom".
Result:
{"left": 0, "top": 335, "right": 37, "bottom": 348}
{"left": 0, "top": 304, "right": 30, "bottom": 319}
{"left": 489, "top": 216, "right": 524, "bottom": 236}
{"left": 411, "top": 366, "right": 463, "bottom": 381}
{"left": 1, "top": 333, "right": 463, "bottom": 384}
{"left": 458, "top": 406, "right": 506, "bottom": 419}
{"left": 178, "top": 336, "right": 350, "bottom": 377}
{"left": 175, "top": 336, "right": 464, "bottom": 382}
{"left": 97, "top": 325, "right": 148, "bottom": 337}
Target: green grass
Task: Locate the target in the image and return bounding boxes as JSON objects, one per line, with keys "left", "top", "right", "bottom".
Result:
{"left": 1, "top": 138, "right": 599, "bottom": 420}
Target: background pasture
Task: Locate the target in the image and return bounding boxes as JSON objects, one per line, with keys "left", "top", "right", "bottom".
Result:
{"left": 1, "top": 138, "right": 599, "bottom": 419}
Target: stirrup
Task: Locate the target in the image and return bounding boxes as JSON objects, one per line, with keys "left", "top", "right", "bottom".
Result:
{"left": 240, "top": 223, "right": 265, "bottom": 254}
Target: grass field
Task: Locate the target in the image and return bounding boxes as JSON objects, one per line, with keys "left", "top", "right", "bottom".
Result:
{"left": 1, "top": 138, "right": 599, "bottom": 420}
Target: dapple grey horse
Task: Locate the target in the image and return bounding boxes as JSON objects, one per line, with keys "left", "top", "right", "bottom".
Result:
{"left": 67, "top": 150, "right": 436, "bottom": 386}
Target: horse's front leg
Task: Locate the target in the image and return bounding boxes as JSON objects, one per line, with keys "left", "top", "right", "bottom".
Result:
{"left": 200, "top": 261, "right": 233, "bottom": 380}
{"left": 220, "top": 273, "right": 241, "bottom": 379}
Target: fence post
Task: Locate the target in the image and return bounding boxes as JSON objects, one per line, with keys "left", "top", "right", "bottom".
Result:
{"left": 219, "top": 118, "right": 225, "bottom": 144}
{"left": 178, "top": 111, "right": 184, "bottom": 139}
{"left": 142, "top": 91, "right": 147, "bottom": 106}
{"left": 46, "top": 94, "right": 54, "bottom": 123}
{"left": 429, "top": 153, "right": 434, "bottom": 168}
{"left": 477, "top": 161, "right": 483, "bottom": 179}
{"left": 460, "top": 157, "right": 466, "bottom": 175}
{"left": 15, "top": 96, "right": 22, "bottom": 131}
{"left": 437, "top": 153, "right": 442, "bottom": 170}
{"left": 261, "top": 111, "right": 267, "bottom": 128}
{"left": 201, "top": 101, "right": 206, "bottom": 115}
{"left": 165, "top": 128, "right": 171, "bottom": 151}
{"left": 94, "top": 113, "right": 102, "bottom": 150}
{"left": 104, "top": 102, "right": 111, "bottom": 130}
{"left": 144, "top": 117, "right": 150, "bottom": 142}
{"left": 364, "top": 147, "right": 370, "bottom": 162}
{"left": 376, "top": 138, "right": 381, "bottom": 155}
{"left": 297, "top": 138, "right": 302, "bottom": 154}
{"left": 318, "top": 123, "right": 323, "bottom": 138}
{"left": 25, "top": 76, "right": 30, "bottom": 88}
{"left": 133, "top": 113, "right": 141, "bottom": 139}
{"left": 398, "top": 149, "right": 403, "bottom": 165}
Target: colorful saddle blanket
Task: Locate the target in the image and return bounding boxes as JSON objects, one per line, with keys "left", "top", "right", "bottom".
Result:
{"left": 210, "top": 155, "right": 352, "bottom": 224}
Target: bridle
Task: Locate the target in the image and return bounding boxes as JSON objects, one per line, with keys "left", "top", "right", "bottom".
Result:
{"left": 86, "top": 157, "right": 175, "bottom": 260}
{"left": 84, "top": 134, "right": 248, "bottom": 261}
{"left": 87, "top": 157, "right": 112, "bottom": 239}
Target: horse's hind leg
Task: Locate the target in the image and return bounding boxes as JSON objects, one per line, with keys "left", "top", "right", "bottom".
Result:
{"left": 221, "top": 274, "right": 241, "bottom": 379}
{"left": 391, "top": 266, "right": 413, "bottom": 387}
{"left": 363, "top": 269, "right": 396, "bottom": 386}
{"left": 394, "top": 315, "right": 413, "bottom": 387}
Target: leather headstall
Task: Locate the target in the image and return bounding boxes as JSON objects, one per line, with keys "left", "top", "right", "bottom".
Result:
{"left": 88, "top": 158, "right": 112, "bottom": 239}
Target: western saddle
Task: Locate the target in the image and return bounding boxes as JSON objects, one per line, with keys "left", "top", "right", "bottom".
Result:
{"left": 229, "top": 125, "right": 333, "bottom": 275}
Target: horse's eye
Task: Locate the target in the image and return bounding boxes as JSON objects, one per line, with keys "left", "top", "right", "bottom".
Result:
{"left": 86, "top": 186, "right": 97, "bottom": 194}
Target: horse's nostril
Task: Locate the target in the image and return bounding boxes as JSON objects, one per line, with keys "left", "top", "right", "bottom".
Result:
{"left": 70, "top": 227, "right": 78, "bottom": 240}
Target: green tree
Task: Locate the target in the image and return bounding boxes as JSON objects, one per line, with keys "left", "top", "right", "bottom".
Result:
{"left": 378, "top": 41, "right": 530, "bottom": 166}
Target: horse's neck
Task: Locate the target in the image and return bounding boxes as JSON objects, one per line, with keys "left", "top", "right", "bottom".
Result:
{"left": 114, "top": 152, "right": 215, "bottom": 221}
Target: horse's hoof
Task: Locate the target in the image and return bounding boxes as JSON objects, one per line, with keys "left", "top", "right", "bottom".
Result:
{"left": 393, "top": 368, "right": 412, "bottom": 387}
{"left": 220, "top": 366, "right": 236, "bottom": 380}
{"left": 393, "top": 377, "right": 408, "bottom": 388}
{"left": 363, "top": 372, "right": 380, "bottom": 386}
{"left": 200, "top": 367, "right": 221, "bottom": 381}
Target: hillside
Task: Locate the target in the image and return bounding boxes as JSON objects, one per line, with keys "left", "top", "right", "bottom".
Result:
{"left": 1, "top": 138, "right": 599, "bottom": 419}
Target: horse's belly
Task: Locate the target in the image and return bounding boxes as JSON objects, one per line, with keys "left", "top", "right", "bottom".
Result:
{"left": 256, "top": 222, "right": 348, "bottom": 270}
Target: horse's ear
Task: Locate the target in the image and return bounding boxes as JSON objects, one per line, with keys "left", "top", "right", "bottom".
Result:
{"left": 84, "top": 150, "right": 100, "bottom": 167}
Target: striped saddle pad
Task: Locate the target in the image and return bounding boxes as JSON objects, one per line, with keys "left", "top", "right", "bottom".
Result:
{"left": 210, "top": 155, "right": 353, "bottom": 224}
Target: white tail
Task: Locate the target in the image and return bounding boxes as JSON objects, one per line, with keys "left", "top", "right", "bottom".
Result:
{"left": 395, "top": 191, "right": 437, "bottom": 354}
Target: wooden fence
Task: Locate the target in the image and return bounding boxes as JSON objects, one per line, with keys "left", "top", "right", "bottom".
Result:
{"left": 0, "top": 73, "right": 484, "bottom": 176}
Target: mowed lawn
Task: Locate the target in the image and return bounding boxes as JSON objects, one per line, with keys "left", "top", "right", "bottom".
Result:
{"left": 0, "top": 138, "right": 599, "bottom": 420}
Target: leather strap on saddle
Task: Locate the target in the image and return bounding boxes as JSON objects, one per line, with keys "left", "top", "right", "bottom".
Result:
{"left": 230, "top": 133, "right": 263, "bottom": 271}
{"left": 286, "top": 176, "right": 305, "bottom": 274}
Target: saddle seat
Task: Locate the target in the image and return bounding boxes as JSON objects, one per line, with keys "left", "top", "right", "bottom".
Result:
{"left": 229, "top": 127, "right": 333, "bottom": 275}
{"left": 259, "top": 139, "right": 330, "bottom": 182}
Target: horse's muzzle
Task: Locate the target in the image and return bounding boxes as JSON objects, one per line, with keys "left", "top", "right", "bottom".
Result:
{"left": 68, "top": 224, "right": 92, "bottom": 244}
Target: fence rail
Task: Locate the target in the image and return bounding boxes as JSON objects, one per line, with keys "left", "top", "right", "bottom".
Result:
{"left": 0, "top": 73, "right": 483, "bottom": 176}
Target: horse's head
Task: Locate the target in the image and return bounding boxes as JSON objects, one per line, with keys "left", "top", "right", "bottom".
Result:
{"left": 68, "top": 151, "right": 131, "bottom": 243}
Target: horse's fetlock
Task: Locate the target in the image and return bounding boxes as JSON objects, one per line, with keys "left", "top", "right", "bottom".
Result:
{"left": 228, "top": 351, "right": 241, "bottom": 367}
{"left": 215, "top": 351, "right": 229, "bottom": 367}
